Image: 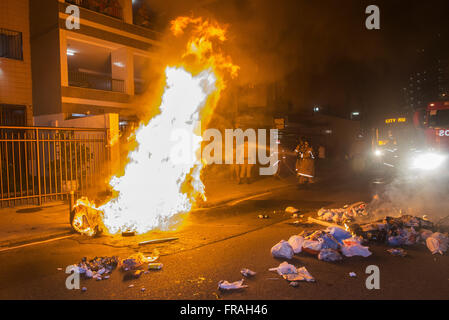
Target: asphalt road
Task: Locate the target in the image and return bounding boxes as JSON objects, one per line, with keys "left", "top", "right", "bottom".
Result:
{"left": 0, "top": 174, "right": 448, "bottom": 300}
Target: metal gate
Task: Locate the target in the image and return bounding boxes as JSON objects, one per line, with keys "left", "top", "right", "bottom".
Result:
{"left": 0, "top": 126, "right": 110, "bottom": 207}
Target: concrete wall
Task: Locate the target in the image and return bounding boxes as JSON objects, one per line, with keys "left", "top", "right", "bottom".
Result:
{"left": 0, "top": 0, "right": 33, "bottom": 123}
{"left": 30, "top": 0, "right": 63, "bottom": 116}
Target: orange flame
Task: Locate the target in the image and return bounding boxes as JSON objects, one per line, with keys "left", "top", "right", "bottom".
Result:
{"left": 74, "top": 17, "right": 239, "bottom": 235}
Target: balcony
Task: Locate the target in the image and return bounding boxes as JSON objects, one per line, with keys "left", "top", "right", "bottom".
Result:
{"left": 66, "top": 0, "right": 123, "bottom": 20}
{"left": 69, "top": 71, "right": 125, "bottom": 93}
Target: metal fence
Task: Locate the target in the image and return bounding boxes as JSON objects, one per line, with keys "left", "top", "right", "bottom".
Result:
{"left": 65, "top": 0, "right": 124, "bottom": 20}
{"left": 69, "top": 71, "right": 125, "bottom": 93}
{"left": 0, "top": 126, "right": 110, "bottom": 207}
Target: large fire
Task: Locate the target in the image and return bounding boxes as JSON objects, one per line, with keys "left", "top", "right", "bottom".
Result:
{"left": 72, "top": 17, "right": 238, "bottom": 235}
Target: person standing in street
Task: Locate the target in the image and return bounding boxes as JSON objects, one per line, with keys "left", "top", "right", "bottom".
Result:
{"left": 297, "top": 140, "right": 315, "bottom": 184}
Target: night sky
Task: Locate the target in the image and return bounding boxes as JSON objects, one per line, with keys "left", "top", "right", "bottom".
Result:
{"left": 142, "top": 0, "right": 449, "bottom": 121}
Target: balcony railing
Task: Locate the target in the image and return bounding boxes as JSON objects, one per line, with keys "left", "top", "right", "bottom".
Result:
{"left": 66, "top": 0, "right": 123, "bottom": 20}
{"left": 69, "top": 71, "right": 125, "bottom": 93}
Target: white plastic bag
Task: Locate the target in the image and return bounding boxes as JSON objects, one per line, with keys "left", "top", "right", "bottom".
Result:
{"left": 269, "top": 261, "right": 297, "bottom": 276}
{"left": 341, "top": 241, "right": 372, "bottom": 258}
{"left": 271, "top": 240, "right": 294, "bottom": 259}
{"left": 288, "top": 235, "right": 304, "bottom": 254}
{"left": 218, "top": 279, "right": 248, "bottom": 291}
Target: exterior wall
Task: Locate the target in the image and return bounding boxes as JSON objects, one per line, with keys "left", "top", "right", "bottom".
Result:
{"left": 0, "top": 0, "right": 33, "bottom": 124}
{"left": 29, "top": 0, "right": 63, "bottom": 116}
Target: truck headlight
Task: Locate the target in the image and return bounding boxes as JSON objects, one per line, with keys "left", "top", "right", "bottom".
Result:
{"left": 411, "top": 153, "right": 446, "bottom": 171}
{"left": 374, "top": 149, "right": 383, "bottom": 157}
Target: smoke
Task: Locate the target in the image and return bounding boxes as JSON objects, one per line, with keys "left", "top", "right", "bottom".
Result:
{"left": 369, "top": 175, "right": 449, "bottom": 224}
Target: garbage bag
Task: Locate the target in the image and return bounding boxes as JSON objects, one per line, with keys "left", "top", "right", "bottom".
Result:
{"left": 288, "top": 235, "right": 304, "bottom": 254}
{"left": 318, "top": 249, "right": 343, "bottom": 262}
{"left": 426, "top": 232, "right": 449, "bottom": 255}
{"left": 326, "top": 226, "right": 352, "bottom": 243}
{"left": 302, "top": 240, "right": 322, "bottom": 255}
{"left": 271, "top": 240, "right": 294, "bottom": 259}
{"left": 241, "top": 268, "right": 257, "bottom": 277}
{"left": 341, "top": 240, "right": 372, "bottom": 258}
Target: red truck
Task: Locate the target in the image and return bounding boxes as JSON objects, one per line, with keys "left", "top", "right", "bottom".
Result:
{"left": 411, "top": 101, "right": 449, "bottom": 172}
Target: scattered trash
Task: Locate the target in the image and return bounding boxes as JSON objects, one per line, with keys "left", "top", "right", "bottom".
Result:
{"left": 218, "top": 279, "right": 248, "bottom": 291}
{"left": 57, "top": 268, "right": 63, "bottom": 271}
{"left": 123, "top": 269, "right": 144, "bottom": 281}
{"left": 271, "top": 240, "right": 294, "bottom": 259}
{"left": 292, "top": 214, "right": 299, "bottom": 219}
{"left": 120, "top": 253, "right": 154, "bottom": 271}
{"left": 289, "top": 281, "right": 300, "bottom": 287}
{"left": 141, "top": 288, "right": 146, "bottom": 292}
{"left": 241, "top": 268, "right": 257, "bottom": 277}
{"left": 128, "top": 284, "right": 135, "bottom": 288}
{"left": 122, "top": 232, "right": 136, "bottom": 237}
{"left": 69, "top": 256, "right": 118, "bottom": 281}
{"left": 426, "top": 232, "right": 449, "bottom": 255}
{"left": 341, "top": 238, "right": 372, "bottom": 258}
{"left": 269, "top": 262, "right": 297, "bottom": 276}
{"left": 387, "top": 248, "right": 407, "bottom": 257}
{"left": 270, "top": 263, "right": 315, "bottom": 282}
{"left": 349, "top": 272, "right": 357, "bottom": 277}
{"left": 283, "top": 267, "right": 315, "bottom": 283}
{"left": 286, "top": 207, "right": 300, "bottom": 214}
{"left": 318, "top": 249, "right": 343, "bottom": 262}
{"left": 258, "top": 215, "right": 269, "bottom": 219}
{"left": 326, "top": 226, "right": 352, "bottom": 244}
{"left": 302, "top": 239, "right": 322, "bottom": 255}
{"left": 288, "top": 235, "right": 304, "bottom": 254}
{"left": 148, "top": 263, "right": 164, "bottom": 270}
{"left": 81, "top": 287, "right": 87, "bottom": 292}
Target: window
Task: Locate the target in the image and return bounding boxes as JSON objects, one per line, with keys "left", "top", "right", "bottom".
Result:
{"left": 429, "top": 110, "right": 449, "bottom": 128}
{"left": 0, "top": 28, "right": 23, "bottom": 60}
{"left": 0, "top": 104, "right": 26, "bottom": 126}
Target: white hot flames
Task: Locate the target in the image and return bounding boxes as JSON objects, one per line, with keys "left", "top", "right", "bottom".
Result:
{"left": 100, "top": 67, "right": 217, "bottom": 234}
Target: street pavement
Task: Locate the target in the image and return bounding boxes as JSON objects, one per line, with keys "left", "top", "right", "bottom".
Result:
{"left": 0, "top": 172, "right": 448, "bottom": 300}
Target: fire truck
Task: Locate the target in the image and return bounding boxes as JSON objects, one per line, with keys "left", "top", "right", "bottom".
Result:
{"left": 372, "top": 101, "right": 449, "bottom": 178}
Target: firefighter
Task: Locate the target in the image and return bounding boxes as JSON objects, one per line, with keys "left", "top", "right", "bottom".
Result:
{"left": 297, "top": 140, "right": 315, "bottom": 184}
{"left": 295, "top": 137, "right": 306, "bottom": 175}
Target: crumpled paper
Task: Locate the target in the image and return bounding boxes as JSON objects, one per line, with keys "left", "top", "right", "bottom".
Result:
{"left": 241, "top": 268, "right": 257, "bottom": 277}
{"left": 269, "top": 262, "right": 315, "bottom": 282}
{"left": 218, "top": 279, "right": 248, "bottom": 291}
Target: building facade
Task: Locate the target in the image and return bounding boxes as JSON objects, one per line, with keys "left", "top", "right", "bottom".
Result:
{"left": 30, "top": 0, "right": 159, "bottom": 126}
{"left": 0, "top": 0, "right": 33, "bottom": 125}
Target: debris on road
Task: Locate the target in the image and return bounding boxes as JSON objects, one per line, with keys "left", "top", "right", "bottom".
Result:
{"left": 426, "top": 232, "right": 449, "bottom": 255}
{"left": 70, "top": 256, "right": 119, "bottom": 281}
{"left": 139, "top": 238, "right": 178, "bottom": 246}
{"left": 258, "top": 214, "right": 269, "bottom": 219}
{"left": 218, "top": 279, "right": 248, "bottom": 291}
{"left": 288, "top": 235, "right": 304, "bottom": 254}
{"left": 286, "top": 207, "right": 300, "bottom": 214}
{"left": 269, "top": 262, "right": 315, "bottom": 283}
{"left": 387, "top": 248, "right": 407, "bottom": 257}
{"left": 349, "top": 272, "right": 357, "bottom": 277}
{"left": 341, "top": 238, "right": 372, "bottom": 258}
{"left": 318, "top": 249, "right": 343, "bottom": 262}
{"left": 271, "top": 240, "right": 294, "bottom": 259}
{"left": 317, "top": 202, "right": 368, "bottom": 224}
{"left": 241, "top": 268, "right": 257, "bottom": 277}
{"left": 148, "top": 263, "right": 164, "bottom": 270}
{"left": 81, "top": 287, "right": 87, "bottom": 292}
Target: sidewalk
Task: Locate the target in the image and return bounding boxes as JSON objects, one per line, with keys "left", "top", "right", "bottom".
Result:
{"left": 0, "top": 175, "right": 296, "bottom": 248}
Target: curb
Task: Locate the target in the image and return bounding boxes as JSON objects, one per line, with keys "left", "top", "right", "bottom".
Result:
{"left": 0, "top": 230, "right": 74, "bottom": 250}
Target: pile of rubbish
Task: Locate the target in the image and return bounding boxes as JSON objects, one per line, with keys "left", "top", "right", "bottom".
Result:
{"left": 317, "top": 202, "right": 368, "bottom": 224}
{"left": 271, "top": 226, "right": 372, "bottom": 263}
{"left": 68, "top": 251, "right": 162, "bottom": 286}
{"left": 351, "top": 215, "right": 448, "bottom": 255}
{"left": 316, "top": 202, "right": 448, "bottom": 255}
